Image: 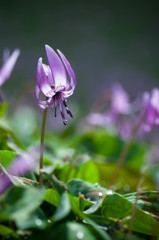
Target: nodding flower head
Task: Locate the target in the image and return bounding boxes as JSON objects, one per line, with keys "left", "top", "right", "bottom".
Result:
{"left": 35, "top": 45, "right": 76, "bottom": 125}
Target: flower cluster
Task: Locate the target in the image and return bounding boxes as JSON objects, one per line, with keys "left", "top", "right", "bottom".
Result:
{"left": 87, "top": 83, "right": 159, "bottom": 139}
{"left": 35, "top": 45, "right": 76, "bottom": 125}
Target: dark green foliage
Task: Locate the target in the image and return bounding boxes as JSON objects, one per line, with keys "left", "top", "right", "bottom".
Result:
{"left": 0, "top": 105, "right": 159, "bottom": 239}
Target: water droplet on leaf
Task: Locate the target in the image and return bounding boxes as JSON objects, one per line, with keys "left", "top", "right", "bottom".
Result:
{"left": 98, "top": 192, "right": 103, "bottom": 197}
{"left": 35, "top": 219, "right": 42, "bottom": 226}
{"left": 106, "top": 190, "right": 113, "bottom": 195}
{"left": 76, "top": 232, "right": 84, "bottom": 239}
{"left": 124, "top": 184, "right": 130, "bottom": 191}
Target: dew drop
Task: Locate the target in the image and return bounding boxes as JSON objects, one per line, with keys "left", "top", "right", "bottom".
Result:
{"left": 124, "top": 184, "right": 130, "bottom": 191}
{"left": 76, "top": 232, "right": 84, "bottom": 239}
{"left": 106, "top": 190, "right": 113, "bottom": 195}
{"left": 98, "top": 192, "right": 103, "bottom": 197}
{"left": 35, "top": 219, "right": 42, "bottom": 226}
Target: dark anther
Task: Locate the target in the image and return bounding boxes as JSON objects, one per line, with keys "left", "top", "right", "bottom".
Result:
{"left": 63, "top": 120, "right": 67, "bottom": 125}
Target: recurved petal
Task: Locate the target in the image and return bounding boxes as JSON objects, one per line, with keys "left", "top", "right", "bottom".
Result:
{"left": 0, "top": 49, "right": 20, "bottom": 87}
{"left": 35, "top": 85, "right": 53, "bottom": 109}
{"left": 37, "top": 58, "right": 54, "bottom": 97}
{"left": 61, "top": 87, "right": 74, "bottom": 99}
{"left": 45, "top": 45, "right": 67, "bottom": 89}
{"left": 57, "top": 49, "right": 76, "bottom": 89}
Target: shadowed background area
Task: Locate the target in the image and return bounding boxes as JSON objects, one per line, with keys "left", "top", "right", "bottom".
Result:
{"left": 0, "top": 0, "right": 159, "bottom": 113}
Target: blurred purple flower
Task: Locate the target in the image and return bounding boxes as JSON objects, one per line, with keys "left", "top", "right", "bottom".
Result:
{"left": 0, "top": 49, "right": 20, "bottom": 87}
{"left": 0, "top": 151, "right": 36, "bottom": 195}
{"left": 87, "top": 84, "right": 132, "bottom": 125}
{"left": 117, "top": 116, "right": 137, "bottom": 140}
{"left": 86, "top": 113, "right": 110, "bottom": 126}
{"left": 109, "top": 83, "right": 130, "bottom": 121}
{"left": 142, "top": 88, "right": 159, "bottom": 131}
{"left": 87, "top": 84, "right": 136, "bottom": 138}
{"left": 35, "top": 45, "right": 76, "bottom": 125}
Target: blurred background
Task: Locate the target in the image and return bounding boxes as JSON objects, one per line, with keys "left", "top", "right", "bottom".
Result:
{"left": 0, "top": 0, "right": 159, "bottom": 115}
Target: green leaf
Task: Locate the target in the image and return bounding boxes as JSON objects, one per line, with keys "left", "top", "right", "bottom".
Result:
{"left": 58, "top": 160, "right": 100, "bottom": 184}
{"left": 10, "top": 106, "right": 38, "bottom": 146}
{"left": 4, "top": 187, "right": 45, "bottom": 222}
{"left": 0, "top": 127, "right": 12, "bottom": 150}
{"left": 67, "top": 178, "right": 107, "bottom": 201}
{"left": 0, "top": 211, "right": 9, "bottom": 223}
{"left": 11, "top": 176, "right": 39, "bottom": 188}
{"left": 0, "top": 224, "right": 18, "bottom": 239}
{"left": 28, "top": 222, "right": 100, "bottom": 240}
{"left": 44, "top": 188, "right": 61, "bottom": 207}
{"left": 0, "top": 102, "right": 8, "bottom": 118}
{"left": 0, "top": 150, "right": 16, "bottom": 168}
{"left": 72, "top": 130, "right": 147, "bottom": 169}
{"left": 16, "top": 209, "right": 47, "bottom": 230}
{"left": 53, "top": 192, "right": 71, "bottom": 222}
{"left": 124, "top": 191, "right": 159, "bottom": 221}
{"left": 84, "top": 198, "right": 103, "bottom": 214}
{"left": 86, "top": 218, "right": 112, "bottom": 240}
{"left": 68, "top": 194, "right": 111, "bottom": 240}
{"left": 0, "top": 164, "right": 38, "bottom": 189}
{"left": 101, "top": 192, "right": 159, "bottom": 236}
{"left": 0, "top": 126, "right": 25, "bottom": 151}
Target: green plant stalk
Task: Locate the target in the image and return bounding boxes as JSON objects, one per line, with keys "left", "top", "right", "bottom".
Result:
{"left": 127, "top": 175, "right": 144, "bottom": 237}
{"left": 39, "top": 108, "right": 47, "bottom": 185}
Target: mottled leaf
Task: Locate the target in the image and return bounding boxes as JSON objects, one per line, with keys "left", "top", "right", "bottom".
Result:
{"left": 102, "top": 192, "right": 159, "bottom": 236}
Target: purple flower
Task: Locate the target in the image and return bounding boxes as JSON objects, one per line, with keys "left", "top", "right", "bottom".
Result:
{"left": 142, "top": 88, "right": 159, "bottom": 131}
{"left": 86, "top": 83, "right": 141, "bottom": 139}
{"left": 109, "top": 83, "right": 131, "bottom": 122}
{"left": 0, "top": 150, "right": 37, "bottom": 195}
{"left": 86, "top": 113, "right": 110, "bottom": 126}
{"left": 0, "top": 49, "right": 20, "bottom": 87}
{"left": 87, "top": 83, "right": 131, "bottom": 123}
{"left": 35, "top": 45, "right": 76, "bottom": 125}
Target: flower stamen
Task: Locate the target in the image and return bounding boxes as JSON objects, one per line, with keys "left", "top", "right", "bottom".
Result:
{"left": 63, "top": 100, "right": 73, "bottom": 118}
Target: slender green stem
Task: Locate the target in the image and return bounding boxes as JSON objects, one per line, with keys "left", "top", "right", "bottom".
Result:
{"left": 127, "top": 175, "right": 144, "bottom": 237}
{"left": 39, "top": 108, "right": 47, "bottom": 185}
{"left": 109, "top": 111, "right": 145, "bottom": 188}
